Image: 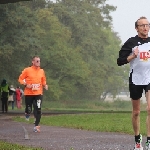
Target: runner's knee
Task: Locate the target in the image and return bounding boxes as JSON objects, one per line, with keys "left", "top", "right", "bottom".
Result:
{"left": 147, "top": 107, "right": 150, "bottom": 115}
{"left": 132, "top": 110, "right": 140, "bottom": 117}
{"left": 27, "top": 105, "right": 32, "bottom": 114}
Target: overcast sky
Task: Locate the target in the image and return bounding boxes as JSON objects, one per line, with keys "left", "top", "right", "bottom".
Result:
{"left": 107, "top": 0, "right": 150, "bottom": 43}
{"left": 51, "top": 0, "right": 150, "bottom": 44}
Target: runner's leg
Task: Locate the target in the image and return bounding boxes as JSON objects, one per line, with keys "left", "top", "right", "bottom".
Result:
{"left": 25, "top": 95, "right": 33, "bottom": 120}
{"left": 33, "top": 95, "right": 42, "bottom": 126}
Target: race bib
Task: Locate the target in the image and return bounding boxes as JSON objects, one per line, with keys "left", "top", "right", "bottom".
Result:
{"left": 140, "top": 51, "right": 150, "bottom": 61}
{"left": 32, "top": 84, "right": 40, "bottom": 91}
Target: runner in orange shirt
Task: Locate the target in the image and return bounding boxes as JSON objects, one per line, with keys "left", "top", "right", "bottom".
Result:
{"left": 18, "top": 56, "right": 48, "bottom": 132}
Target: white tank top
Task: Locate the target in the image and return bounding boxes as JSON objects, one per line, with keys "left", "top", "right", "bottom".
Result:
{"left": 130, "top": 42, "right": 150, "bottom": 85}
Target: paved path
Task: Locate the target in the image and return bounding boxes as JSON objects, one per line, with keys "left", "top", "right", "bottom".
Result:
{"left": 0, "top": 114, "right": 147, "bottom": 150}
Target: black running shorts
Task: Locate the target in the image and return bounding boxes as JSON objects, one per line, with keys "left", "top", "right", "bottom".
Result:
{"left": 129, "top": 84, "right": 149, "bottom": 100}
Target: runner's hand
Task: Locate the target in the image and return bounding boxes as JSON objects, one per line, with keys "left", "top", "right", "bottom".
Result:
{"left": 26, "top": 84, "right": 32, "bottom": 88}
{"left": 44, "top": 84, "right": 48, "bottom": 90}
{"left": 132, "top": 47, "right": 139, "bottom": 58}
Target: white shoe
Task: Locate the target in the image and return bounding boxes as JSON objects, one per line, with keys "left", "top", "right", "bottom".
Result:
{"left": 133, "top": 134, "right": 143, "bottom": 150}
{"left": 145, "top": 141, "right": 150, "bottom": 150}
{"left": 34, "top": 126, "right": 40, "bottom": 133}
{"left": 133, "top": 143, "right": 143, "bottom": 150}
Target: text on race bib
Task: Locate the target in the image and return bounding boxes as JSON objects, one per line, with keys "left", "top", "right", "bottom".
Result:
{"left": 32, "top": 84, "right": 40, "bottom": 91}
{"left": 140, "top": 51, "right": 150, "bottom": 61}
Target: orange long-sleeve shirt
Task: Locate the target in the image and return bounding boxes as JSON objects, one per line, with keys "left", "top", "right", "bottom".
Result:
{"left": 18, "top": 66, "right": 47, "bottom": 95}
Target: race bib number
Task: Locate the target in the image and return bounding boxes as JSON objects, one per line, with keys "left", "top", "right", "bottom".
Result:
{"left": 32, "top": 84, "right": 40, "bottom": 91}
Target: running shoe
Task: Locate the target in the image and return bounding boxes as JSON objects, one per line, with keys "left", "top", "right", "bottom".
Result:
{"left": 145, "top": 141, "right": 150, "bottom": 150}
{"left": 25, "top": 113, "right": 30, "bottom": 121}
{"left": 34, "top": 126, "right": 40, "bottom": 132}
{"left": 133, "top": 134, "right": 143, "bottom": 150}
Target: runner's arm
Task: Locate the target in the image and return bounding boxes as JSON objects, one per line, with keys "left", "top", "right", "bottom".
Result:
{"left": 117, "top": 40, "right": 135, "bottom": 66}
{"left": 18, "top": 69, "right": 27, "bottom": 85}
{"left": 42, "top": 70, "right": 48, "bottom": 90}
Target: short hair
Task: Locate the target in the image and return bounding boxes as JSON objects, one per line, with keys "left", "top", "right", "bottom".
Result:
{"left": 32, "top": 56, "right": 40, "bottom": 61}
{"left": 135, "top": 16, "right": 147, "bottom": 28}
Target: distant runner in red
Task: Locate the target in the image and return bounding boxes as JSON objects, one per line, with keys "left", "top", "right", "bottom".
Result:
{"left": 15, "top": 86, "right": 21, "bottom": 109}
{"left": 18, "top": 56, "right": 48, "bottom": 132}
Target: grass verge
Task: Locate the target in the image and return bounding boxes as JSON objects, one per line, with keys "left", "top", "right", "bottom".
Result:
{"left": 0, "top": 141, "right": 42, "bottom": 150}
{"left": 13, "top": 111, "right": 147, "bottom": 136}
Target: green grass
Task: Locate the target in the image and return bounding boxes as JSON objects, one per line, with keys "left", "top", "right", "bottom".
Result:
{"left": 8, "top": 99, "right": 147, "bottom": 112}
{"left": 0, "top": 141, "right": 42, "bottom": 150}
{"left": 13, "top": 111, "right": 148, "bottom": 136}
{"left": 42, "top": 99, "right": 147, "bottom": 111}
{"left": 5, "top": 99, "right": 148, "bottom": 149}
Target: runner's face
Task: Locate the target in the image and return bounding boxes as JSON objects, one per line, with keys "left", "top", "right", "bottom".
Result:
{"left": 136, "top": 19, "right": 150, "bottom": 38}
{"left": 32, "top": 57, "right": 40, "bottom": 67}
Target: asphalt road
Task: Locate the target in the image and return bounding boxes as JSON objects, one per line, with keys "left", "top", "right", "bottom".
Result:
{"left": 0, "top": 113, "right": 147, "bottom": 150}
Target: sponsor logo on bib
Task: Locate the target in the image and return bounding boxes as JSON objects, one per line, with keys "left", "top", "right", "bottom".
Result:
{"left": 32, "top": 84, "right": 40, "bottom": 91}
{"left": 140, "top": 51, "right": 150, "bottom": 61}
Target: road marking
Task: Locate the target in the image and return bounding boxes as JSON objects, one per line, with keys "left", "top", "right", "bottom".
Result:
{"left": 22, "top": 126, "right": 30, "bottom": 140}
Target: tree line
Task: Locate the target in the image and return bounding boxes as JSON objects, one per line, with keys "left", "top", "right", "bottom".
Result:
{"left": 0, "top": 0, "right": 129, "bottom": 101}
